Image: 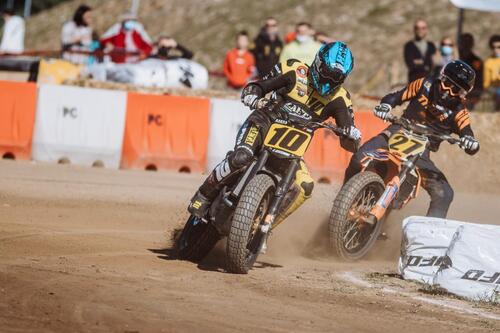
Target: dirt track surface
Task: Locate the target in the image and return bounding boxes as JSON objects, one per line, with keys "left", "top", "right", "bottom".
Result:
{"left": 1, "top": 160, "right": 500, "bottom": 333}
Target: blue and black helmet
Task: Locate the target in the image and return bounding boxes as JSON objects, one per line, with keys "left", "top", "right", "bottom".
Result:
{"left": 310, "top": 41, "right": 354, "bottom": 96}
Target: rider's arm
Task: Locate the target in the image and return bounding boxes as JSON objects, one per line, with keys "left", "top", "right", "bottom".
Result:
{"left": 453, "top": 108, "right": 479, "bottom": 155}
{"left": 250, "top": 69, "right": 295, "bottom": 95}
{"left": 325, "top": 92, "right": 358, "bottom": 153}
{"left": 380, "top": 78, "right": 425, "bottom": 107}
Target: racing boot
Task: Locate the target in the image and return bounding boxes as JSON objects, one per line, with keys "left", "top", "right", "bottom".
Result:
{"left": 187, "top": 170, "right": 221, "bottom": 219}
{"left": 188, "top": 191, "right": 212, "bottom": 219}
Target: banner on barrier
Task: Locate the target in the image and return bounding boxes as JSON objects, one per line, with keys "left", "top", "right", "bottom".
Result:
{"left": 434, "top": 225, "right": 500, "bottom": 302}
{"left": 121, "top": 93, "right": 210, "bottom": 172}
{"left": 0, "top": 81, "right": 37, "bottom": 160}
{"left": 207, "top": 98, "right": 249, "bottom": 170}
{"left": 32, "top": 84, "right": 127, "bottom": 168}
{"left": 398, "top": 216, "right": 465, "bottom": 284}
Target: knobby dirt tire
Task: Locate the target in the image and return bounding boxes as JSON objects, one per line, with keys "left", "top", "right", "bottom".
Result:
{"left": 226, "top": 174, "right": 274, "bottom": 274}
{"left": 329, "top": 171, "right": 385, "bottom": 260}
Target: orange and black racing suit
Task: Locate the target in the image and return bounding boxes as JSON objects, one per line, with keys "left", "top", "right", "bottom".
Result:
{"left": 345, "top": 75, "right": 478, "bottom": 218}
{"left": 198, "top": 59, "right": 358, "bottom": 224}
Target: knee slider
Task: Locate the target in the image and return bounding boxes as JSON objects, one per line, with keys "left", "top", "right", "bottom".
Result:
{"left": 230, "top": 148, "right": 253, "bottom": 169}
{"left": 300, "top": 181, "right": 314, "bottom": 197}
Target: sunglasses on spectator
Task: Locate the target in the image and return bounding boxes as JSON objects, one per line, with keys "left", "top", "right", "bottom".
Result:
{"left": 442, "top": 43, "right": 454, "bottom": 47}
{"left": 415, "top": 26, "right": 427, "bottom": 30}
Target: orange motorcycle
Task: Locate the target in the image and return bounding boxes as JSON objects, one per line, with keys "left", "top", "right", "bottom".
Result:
{"left": 329, "top": 115, "right": 460, "bottom": 260}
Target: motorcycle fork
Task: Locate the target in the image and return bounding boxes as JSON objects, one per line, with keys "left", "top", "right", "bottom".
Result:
{"left": 260, "top": 159, "right": 299, "bottom": 233}
{"left": 367, "top": 156, "right": 419, "bottom": 224}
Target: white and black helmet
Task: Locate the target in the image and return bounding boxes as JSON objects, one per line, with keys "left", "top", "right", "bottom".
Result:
{"left": 439, "top": 60, "right": 475, "bottom": 97}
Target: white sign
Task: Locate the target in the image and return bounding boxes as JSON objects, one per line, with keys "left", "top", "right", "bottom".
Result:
{"left": 206, "top": 98, "right": 249, "bottom": 171}
{"left": 32, "top": 84, "right": 127, "bottom": 168}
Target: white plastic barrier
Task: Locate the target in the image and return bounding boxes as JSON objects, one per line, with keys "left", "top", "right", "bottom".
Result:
{"left": 206, "top": 98, "right": 249, "bottom": 170}
{"left": 398, "top": 216, "right": 464, "bottom": 284}
{"left": 32, "top": 84, "right": 127, "bottom": 169}
{"left": 87, "top": 59, "right": 209, "bottom": 90}
{"left": 434, "top": 225, "right": 500, "bottom": 302}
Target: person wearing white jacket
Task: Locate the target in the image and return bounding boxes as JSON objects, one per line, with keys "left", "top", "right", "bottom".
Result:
{"left": 0, "top": 8, "right": 24, "bottom": 54}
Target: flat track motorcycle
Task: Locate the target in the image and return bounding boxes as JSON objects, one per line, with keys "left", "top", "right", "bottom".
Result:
{"left": 175, "top": 100, "right": 345, "bottom": 273}
{"left": 329, "top": 115, "right": 460, "bottom": 260}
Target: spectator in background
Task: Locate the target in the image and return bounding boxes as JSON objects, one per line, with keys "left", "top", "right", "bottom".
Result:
{"left": 315, "top": 31, "right": 334, "bottom": 45}
{"left": 433, "top": 36, "right": 457, "bottom": 76}
{"left": 484, "top": 35, "right": 500, "bottom": 112}
{"left": 252, "top": 17, "right": 282, "bottom": 77}
{"left": 404, "top": 19, "right": 436, "bottom": 82}
{"left": 459, "top": 33, "right": 483, "bottom": 109}
{"left": 279, "top": 22, "right": 321, "bottom": 65}
{"left": 151, "top": 36, "right": 193, "bottom": 60}
{"left": 223, "top": 30, "right": 256, "bottom": 89}
{"left": 61, "top": 5, "right": 93, "bottom": 64}
{"left": 0, "top": 7, "right": 24, "bottom": 54}
{"left": 100, "top": 13, "right": 153, "bottom": 63}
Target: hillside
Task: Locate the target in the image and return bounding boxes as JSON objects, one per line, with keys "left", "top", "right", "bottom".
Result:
{"left": 25, "top": 0, "right": 500, "bottom": 95}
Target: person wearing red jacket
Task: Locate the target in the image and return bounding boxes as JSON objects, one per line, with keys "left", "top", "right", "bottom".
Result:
{"left": 223, "top": 31, "right": 256, "bottom": 89}
{"left": 100, "top": 13, "right": 152, "bottom": 63}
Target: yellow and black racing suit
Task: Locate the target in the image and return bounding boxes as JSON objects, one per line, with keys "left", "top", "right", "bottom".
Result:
{"left": 198, "top": 59, "right": 358, "bottom": 225}
{"left": 345, "top": 75, "right": 478, "bottom": 218}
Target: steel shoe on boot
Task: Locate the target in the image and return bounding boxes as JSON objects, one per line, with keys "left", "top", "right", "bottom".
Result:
{"left": 188, "top": 191, "right": 211, "bottom": 219}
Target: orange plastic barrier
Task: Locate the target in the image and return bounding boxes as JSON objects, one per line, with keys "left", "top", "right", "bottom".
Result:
{"left": 304, "top": 110, "right": 386, "bottom": 183}
{"left": 121, "top": 93, "right": 210, "bottom": 172}
{"left": 0, "top": 81, "right": 37, "bottom": 160}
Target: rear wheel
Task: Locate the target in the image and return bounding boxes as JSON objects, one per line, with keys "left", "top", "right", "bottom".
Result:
{"left": 329, "top": 171, "right": 386, "bottom": 260}
{"left": 175, "top": 215, "right": 220, "bottom": 262}
{"left": 226, "top": 174, "right": 275, "bottom": 274}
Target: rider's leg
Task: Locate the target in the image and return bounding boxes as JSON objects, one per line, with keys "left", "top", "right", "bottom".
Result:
{"left": 188, "top": 113, "right": 271, "bottom": 217}
{"left": 417, "top": 151, "right": 454, "bottom": 218}
{"left": 343, "top": 133, "right": 389, "bottom": 184}
{"left": 273, "top": 161, "right": 314, "bottom": 228}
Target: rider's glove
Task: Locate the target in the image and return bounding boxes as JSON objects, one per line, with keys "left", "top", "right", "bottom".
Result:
{"left": 374, "top": 103, "right": 392, "bottom": 121}
{"left": 344, "top": 126, "right": 362, "bottom": 141}
{"left": 241, "top": 84, "right": 263, "bottom": 109}
{"left": 459, "top": 135, "right": 480, "bottom": 154}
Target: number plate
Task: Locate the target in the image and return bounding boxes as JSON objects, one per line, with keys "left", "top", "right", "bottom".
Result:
{"left": 263, "top": 124, "right": 312, "bottom": 157}
{"left": 388, "top": 130, "right": 428, "bottom": 158}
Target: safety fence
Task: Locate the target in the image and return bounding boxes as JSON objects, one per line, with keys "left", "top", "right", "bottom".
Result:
{"left": 0, "top": 80, "right": 385, "bottom": 182}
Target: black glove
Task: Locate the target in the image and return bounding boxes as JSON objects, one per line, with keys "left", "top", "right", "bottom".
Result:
{"left": 241, "top": 84, "right": 263, "bottom": 109}
{"left": 459, "top": 135, "right": 479, "bottom": 155}
{"left": 373, "top": 103, "right": 392, "bottom": 121}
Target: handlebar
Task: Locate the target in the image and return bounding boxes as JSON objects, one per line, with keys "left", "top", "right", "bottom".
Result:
{"left": 255, "top": 98, "right": 347, "bottom": 137}
{"left": 385, "top": 114, "right": 460, "bottom": 145}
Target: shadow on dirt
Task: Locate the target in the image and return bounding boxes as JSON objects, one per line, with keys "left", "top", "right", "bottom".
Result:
{"left": 149, "top": 244, "right": 283, "bottom": 273}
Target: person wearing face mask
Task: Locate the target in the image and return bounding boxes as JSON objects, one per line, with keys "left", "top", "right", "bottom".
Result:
{"left": 459, "top": 33, "right": 483, "bottom": 110}
{"left": 279, "top": 22, "right": 322, "bottom": 65}
{"left": 433, "top": 37, "right": 456, "bottom": 77}
{"left": 100, "top": 13, "right": 153, "bottom": 63}
{"left": 251, "top": 17, "right": 283, "bottom": 78}
{"left": 345, "top": 60, "right": 479, "bottom": 219}
{"left": 483, "top": 35, "right": 500, "bottom": 112}
{"left": 404, "top": 19, "right": 437, "bottom": 83}
{"left": 151, "top": 36, "right": 193, "bottom": 60}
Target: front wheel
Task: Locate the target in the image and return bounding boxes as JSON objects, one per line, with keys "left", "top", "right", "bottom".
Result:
{"left": 175, "top": 215, "right": 220, "bottom": 262}
{"left": 226, "top": 174, "right": 275, "bottom": 274}
{"left": 329, "top": 171, "right": 386, "bottom": 260}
